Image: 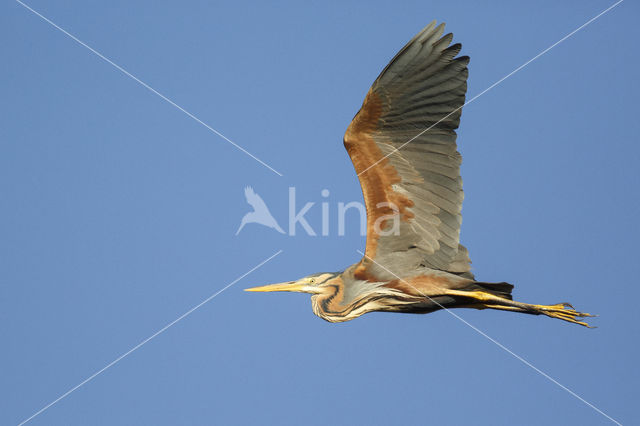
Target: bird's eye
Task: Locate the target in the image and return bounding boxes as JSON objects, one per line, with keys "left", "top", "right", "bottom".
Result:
{"left": 309, "top": 278, "right": 316, "bottom": 284}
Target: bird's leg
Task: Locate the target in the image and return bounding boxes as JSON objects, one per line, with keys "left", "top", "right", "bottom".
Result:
{"left": 446, "top": 290, "right": 596, "bottom": 328}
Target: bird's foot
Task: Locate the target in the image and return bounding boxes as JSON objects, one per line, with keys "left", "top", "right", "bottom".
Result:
{"left": 531, "top": 302, "right": 596, "bottom": 328}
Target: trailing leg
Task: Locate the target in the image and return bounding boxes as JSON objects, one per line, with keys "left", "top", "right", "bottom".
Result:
{"left": 446, "top": 289, "right": 596, "bottom": 328}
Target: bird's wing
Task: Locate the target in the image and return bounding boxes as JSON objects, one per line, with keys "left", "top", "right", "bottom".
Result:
{"left": 344, "top": 21, "right": 473, "bottom": 281}
{"left": 244, "top": 186, "right": 270, "bottom": 212}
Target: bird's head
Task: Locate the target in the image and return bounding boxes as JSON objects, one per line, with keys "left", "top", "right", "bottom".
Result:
{"left": 244, "top": 272, "right": 338, "bottom": 295}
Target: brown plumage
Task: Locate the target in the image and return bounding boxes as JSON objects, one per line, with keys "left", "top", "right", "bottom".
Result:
{"left": 246, "top": 21, "right": 594, "bottom": 327}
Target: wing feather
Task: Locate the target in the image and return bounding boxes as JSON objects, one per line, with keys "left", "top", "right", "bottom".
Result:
{"left": 344, "top": 22, "right": 473, "bottom": 280}
{"left": 244, "top": 186, "right": 270, "bottom": 213}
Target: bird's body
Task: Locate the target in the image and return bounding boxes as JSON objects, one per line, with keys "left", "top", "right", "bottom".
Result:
{"left": 308, "top": 267, "right": 476, "bottom": 323}
{"left": 247, "top": 21, "right": 594, "bottom": 327}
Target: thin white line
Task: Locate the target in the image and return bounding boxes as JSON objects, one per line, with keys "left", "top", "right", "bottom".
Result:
{"left": 356, "top": 250, "right": 621, "bottom": 425}
{"left": 17, "top": 249, "right": 283, "bottom": 426}
{"left": 358, "top": 0, "right": 624, "bottom": 176}
{"left": 15, "top": 0, "right": 283, "bottom": 177}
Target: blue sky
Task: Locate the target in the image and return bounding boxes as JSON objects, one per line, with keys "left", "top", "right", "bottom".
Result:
{"left": 2, "top": 1, "right": 638, "bottom": 425}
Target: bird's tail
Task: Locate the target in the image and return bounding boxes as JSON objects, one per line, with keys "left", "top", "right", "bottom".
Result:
{"left": 473, "top": 281, "right": 514, "bottom": 300}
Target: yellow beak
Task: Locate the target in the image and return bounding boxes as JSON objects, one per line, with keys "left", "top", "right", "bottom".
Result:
{"left": 244, "top": 281, "right": 307, "bottom": 293}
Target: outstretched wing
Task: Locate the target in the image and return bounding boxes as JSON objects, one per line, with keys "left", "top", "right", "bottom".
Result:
{"left": 244, "top": 186, "right": 270, "bottom": 213}
{"left": 344, "top": 21, "right": 472, "bottom": 281}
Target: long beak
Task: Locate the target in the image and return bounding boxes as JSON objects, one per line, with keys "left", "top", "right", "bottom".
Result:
{"left": 244, "top": 281, "right": 307, "bottom": 293}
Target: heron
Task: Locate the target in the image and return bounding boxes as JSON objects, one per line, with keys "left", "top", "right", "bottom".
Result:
{"left": 236, "top": 186, "right": 285, "bottom": 235}
{"left": 246, "top": 21, "right": 594, "bottom": 327}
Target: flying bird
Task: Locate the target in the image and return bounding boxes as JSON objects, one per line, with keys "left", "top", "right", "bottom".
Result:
{"left": 246, "top": 21, "right": 594, "bottom": 327}
{"left": 236, "top": 186, "right": 285, "bottom": 235}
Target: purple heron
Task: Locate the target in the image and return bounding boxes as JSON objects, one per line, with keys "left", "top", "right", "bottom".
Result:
{"left": 246, "top": 21, "right": 594, "bottom": 327}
